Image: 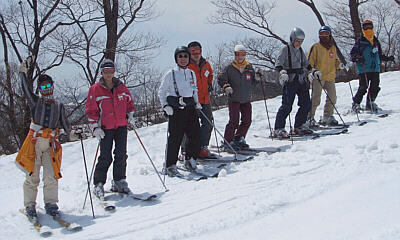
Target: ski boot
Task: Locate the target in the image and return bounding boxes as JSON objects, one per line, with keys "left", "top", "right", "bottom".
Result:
{"left": 320, "top": 115, "right": 338, "bottom": 126}
{"left": 307, "top": 117, "right": 318, "bottom": 128}
{"left": 292, "top": 125, "right": 313, "bottom": 136}
{"left": 162, "top": 164, "right": 182, "bottom": 177}
{"left": 352, "top": 102, "right": 362, "bottom": 113}
{"left": 111, "top": 179, "right": 131, "bottom": 194}
{"left": 44, "top": 202, "right": 60, "bottom": 218}
{"left": 271, "top": 128, "right": 289, "bottom": 139}
{"left": 25, "top": 204, "right": 37, "bottom": 220}
{"left": 183, "top": 156, "right": 197, "bottom": 170}
{"left": 234, "top": 136, "right": 249, "bottom": 150}
{"left": 223, "top": 140, "right": 241, "bottom": 151}
{"left": 365, "top": 101, "right": 378, "bottom": 113}
{"left": 93, "top": 182, "right": 105, "bottom": 199}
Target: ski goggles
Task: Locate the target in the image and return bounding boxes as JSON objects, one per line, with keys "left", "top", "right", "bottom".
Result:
{"left": 102, "top": 68, "right": 115, "bottom": 74}
{"left": 319, "top": 30, "right": 330, "bottom": 36}
{"left": 39, "top": 83, "right": 52, "bottom": 90}
{"left": 235, "top": 52, "right": 246, "bottom": 56}
{"left": 362, "top": 24, "right": 373, "bottom": 30}
{"left": 294, "top": 39, "right": 304, "bottom": 43}
{"left": 190, "top": 48, "right": 201, "bottom": 54}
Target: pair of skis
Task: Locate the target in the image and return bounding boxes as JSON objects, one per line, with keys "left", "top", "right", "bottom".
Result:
{"left": 20, "top": 208, "right": 82, "bottom": 237}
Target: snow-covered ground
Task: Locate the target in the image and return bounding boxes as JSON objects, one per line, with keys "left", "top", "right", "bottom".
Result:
{"left": 1, "top": 71, "right": 399, "bottom": 240}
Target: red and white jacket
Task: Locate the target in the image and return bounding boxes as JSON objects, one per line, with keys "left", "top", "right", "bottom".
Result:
{"left": 86, "top": 77, "right": 135, "bottom": 130}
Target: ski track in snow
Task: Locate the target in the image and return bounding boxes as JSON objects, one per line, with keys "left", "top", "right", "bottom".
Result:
{"left": 0, "top": 71, "right": 400, "bottom": 239}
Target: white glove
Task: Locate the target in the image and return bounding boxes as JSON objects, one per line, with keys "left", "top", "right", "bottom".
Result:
{"left": 339, "top": 63, "right": 345, "bottom": 70}
{"left": 223, "top": 83, "right": 233, "bottom": 94}
{"left": 279, "top": 70, "right": 289, "bottom": 86}
{"left": 255, "top": 69, "right": 262, "bottom": 81}
{"left": 19, "top": 55, "right": 35, "bottom": 74}
{"left": 163, "top": 105, "right": 173, "bottom": 116}
{"left": 195, "top": 102, "right": 202, "bottom": 110}
{"left": 312, "top": 69, "right": 322, "bottom": 80}
{"left": 93, "top": 127, "right": 105, "bottom": 140}
{"left": 69, "top": 130, "right": 82, "bottom": 141}
{"left": 128, "top": 112, "right": 135, "bottom": 125}
{"left": 29, "top": 122, "right": 43, "bottom": 132}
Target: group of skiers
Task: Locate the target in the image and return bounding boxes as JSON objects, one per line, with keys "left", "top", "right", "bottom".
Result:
{"left": 15, "top": 19, "right": 395, "bottom": 219}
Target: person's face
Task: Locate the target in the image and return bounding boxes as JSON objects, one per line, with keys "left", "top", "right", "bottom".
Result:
{"left": 39, "top": 80, "right": 53, "bottom": 95}
{"left": 319, "top": 30, "right": 330, "bottom": 43}
{"left": 234, "top": 51, "right": 246, "bottom": 63}
{"left": 190, "top": 46, "right": 202, "bottom": 62}
{"left": 177, "top": 52, "right": 189, "bottom": 67}
{"left": 102, "top": 68, "right": 115, "bottom": 81}
{"left": 293, "top": 38, "right": 304, "bottom": 49}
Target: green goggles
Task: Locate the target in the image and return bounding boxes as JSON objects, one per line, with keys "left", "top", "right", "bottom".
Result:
{"left": 39, "top": 83, "right": 52, "bottom": 90}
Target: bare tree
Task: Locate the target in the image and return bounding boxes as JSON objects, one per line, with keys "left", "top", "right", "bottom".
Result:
{"left": 209, "top": 0, "right": 286, "bottom": 68}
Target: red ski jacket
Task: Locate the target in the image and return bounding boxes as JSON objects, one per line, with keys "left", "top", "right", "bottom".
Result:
{"left": 86, "top": 77, "right": 135, "bottom": 129}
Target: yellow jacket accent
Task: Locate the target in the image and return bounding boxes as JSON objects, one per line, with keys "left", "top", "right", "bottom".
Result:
{"left": 16, "top": 128, "right": 63, "bottom": 179}
{"left": 307, "top": 42, "right": 340, "bottom": 82}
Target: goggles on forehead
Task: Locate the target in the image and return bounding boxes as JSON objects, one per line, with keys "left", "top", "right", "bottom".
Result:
{"left": 102, "top": 68, "right": 115, "bottom": 74}
{"left": 235, "top": 52, "right": 246, "bottom": 56}
{"left": 39, "top": 83, "right": 52, "bottom": 90}
{"left": 190, "top": 49, "right": 201, "bottom": 54}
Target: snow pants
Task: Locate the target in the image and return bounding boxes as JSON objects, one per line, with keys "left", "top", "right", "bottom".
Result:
{"left": 23, "top": 137, "right": 58, "bottom": 207}
{"left": 166, "top": 106, "right": 200, "bottom": 168}
{"left": 181, "top": 103, "right": 213, "bottom": 152}
{"left": 93, "top": 126, "right": 128, "bottom": 185}
{"left": 274, "top": 80, "right": 311, "bottom": 129}
{"left": 310, "top": 79, "right": 337, "bottom": 119}
{"left": 224, "top": 102, "right": 252, "bottom": 142}
{"left": 353, "top": 72, "right": 380, "bottom": 105}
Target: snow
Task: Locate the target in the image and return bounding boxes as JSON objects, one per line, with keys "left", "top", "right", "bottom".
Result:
{"left": 1, "top": 71, "right": 400, "bottom": 240}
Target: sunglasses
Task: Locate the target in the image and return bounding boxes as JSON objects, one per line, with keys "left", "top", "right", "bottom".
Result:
{"left": 39, "top": 83, "right": 52, "bottom": 90}
{"left": 319, "top": 31, "right": 330, "bottom": 36}
{"left": 235, "top": 52, "right": 246, "bottom": 56}
{"left": 103, "top": 68, "right": 115, "bottom": 74}
{"left": 177, "top": 54, "right": 189, "bottom": 59}
{"left": 294, "top": 39, "right": 304, "bottom": 43}
{"left": 362, "top": 25, "right": 373, "bottom": 30}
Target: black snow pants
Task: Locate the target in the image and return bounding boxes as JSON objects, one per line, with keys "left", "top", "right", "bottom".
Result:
{"left": 94, "top": 126, "right": 128, "bottom": 185}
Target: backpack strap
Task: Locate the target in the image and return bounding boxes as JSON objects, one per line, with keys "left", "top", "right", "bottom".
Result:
{"left": 172, "top": 69, "right": 180, "bottom": 97}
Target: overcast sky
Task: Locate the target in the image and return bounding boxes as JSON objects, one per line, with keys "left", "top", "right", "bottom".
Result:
{"left": 143, "top": 0, "right": 324, "bottom": 71}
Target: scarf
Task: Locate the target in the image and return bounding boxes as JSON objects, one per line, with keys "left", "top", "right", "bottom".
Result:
{"left": 319, "top": 36, "right": 333, "bottom": 49}
{"left": 362, "top": 29, "right": 375, "bottom": 45}
{"left": 232, "top": 59, "right": 249, "bottom": 72}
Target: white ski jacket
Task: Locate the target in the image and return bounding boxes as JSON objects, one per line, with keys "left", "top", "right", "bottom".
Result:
{"left": 158, "top": 66, "right": 199, "bottom": 107}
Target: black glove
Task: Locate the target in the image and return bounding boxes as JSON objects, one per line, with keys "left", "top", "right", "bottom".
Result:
{"left": 355, "top": 55, "right": 365, "bottom": 63}
{"left": 385, "top": 55, "right": 395, "bottom": 62}
{"left": 208, "top": 84, "right": 213, "bottom": 92}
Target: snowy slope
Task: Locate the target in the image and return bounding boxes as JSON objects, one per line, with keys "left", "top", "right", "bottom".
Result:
{"left": 0, "top": 71, "right": 400, "bottom": 240}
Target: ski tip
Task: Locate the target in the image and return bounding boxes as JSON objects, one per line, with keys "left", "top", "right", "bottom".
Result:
{"left": 67, "top": 223, "right": 83, "bottom": 232}
{"left": 105, "top": 205, "right": 116, "bottom": 211}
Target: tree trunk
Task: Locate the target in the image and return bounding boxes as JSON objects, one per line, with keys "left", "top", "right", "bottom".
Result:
{"left": 103, "top": 0, "right": 118, "bottom": 61}
{"left": 349, "top": 0, "right": 362, "bottom": 39}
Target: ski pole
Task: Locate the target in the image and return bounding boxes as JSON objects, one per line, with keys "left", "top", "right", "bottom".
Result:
{"left": 208, "top": 92, "right": 220, "bottom": 156}
{"left": 316, "top": 76, "right": 347, "bottom": 126}
{"left": 82, "top": 142, "right": 99, "bottom": 210}
{"left": 348, "top": 81, "right": 361, "bottom": 122}
{"left": 284, "top": 84, "right": 294, "bottom": 145}
{"left": 198, "top": 108, "right": 239, "bottom": 160}
{"left": 132, "top": 127, "right": 169, "bottom": 192}
{"left": 362, "top": 63, "right": 374, "bottom": 112}
{"left": 79, "top": 138, "right": 95, "bottom": 219}
{"left": 260, "top": 80, "right": 273, "bottom": 140}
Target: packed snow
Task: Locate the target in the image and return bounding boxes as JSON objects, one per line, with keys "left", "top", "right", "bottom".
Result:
{"left": 0, "top": 71, "right": 399, "bottom": 240}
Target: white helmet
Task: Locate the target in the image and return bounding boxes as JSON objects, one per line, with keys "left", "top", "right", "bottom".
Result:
{"left": 234, "top": 44, "right": 246, "bottom": 52}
